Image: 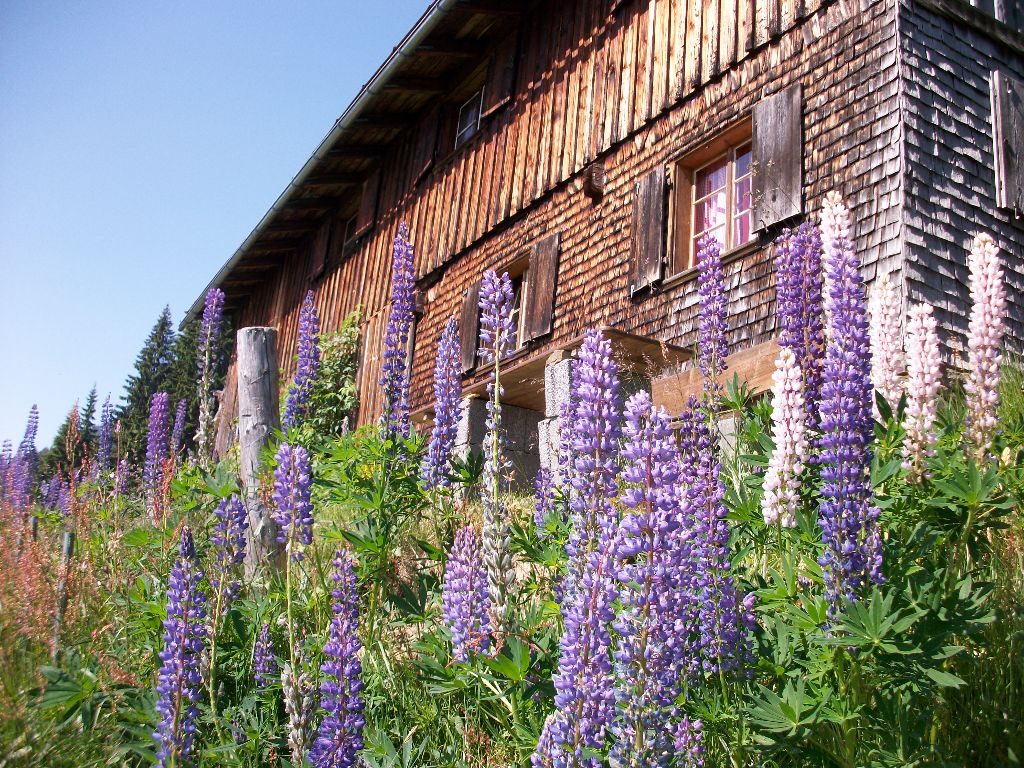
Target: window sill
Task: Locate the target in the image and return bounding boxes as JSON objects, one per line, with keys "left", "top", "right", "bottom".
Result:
{"left": 660, "top": 240, "right": 761, "bottom": 291}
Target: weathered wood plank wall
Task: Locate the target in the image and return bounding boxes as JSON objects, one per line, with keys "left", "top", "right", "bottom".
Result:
{"left": 899, "top": 0, "right": 1024, "bottom": 358}
{"left": 226, "top": 0, "right": 906, "bottom": 432}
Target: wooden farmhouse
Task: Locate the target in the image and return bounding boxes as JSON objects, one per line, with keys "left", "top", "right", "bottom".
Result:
{"left": 189, "top": 0, "right": 1024, "bottom": 471}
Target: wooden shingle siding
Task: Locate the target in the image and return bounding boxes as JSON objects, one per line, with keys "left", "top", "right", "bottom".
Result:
{"left": 221, "top": 0, "right": 916, "bottom": 431}
{"left": 899, "top": 0, "right": 1024, "bottom": 357}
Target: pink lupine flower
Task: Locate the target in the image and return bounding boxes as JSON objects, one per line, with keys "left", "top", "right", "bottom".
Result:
{"left": 818, "top": 192, "right": 854, "bottom": 337}
{"left": 964, "top": 233, "right": 1006, "bottom": 462}
{"left": 869, "top": 273, "right": 904, "bottom": 415}
{"left": 902, "top": 304, "right": 941, "bottom": 481}
{"left": 762, "top": 347, "right": 807, "bottom": 528}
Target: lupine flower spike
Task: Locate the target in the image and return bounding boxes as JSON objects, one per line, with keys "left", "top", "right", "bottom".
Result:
{"left": 541, "top": 330, "right": 621, "bottom": 767}
{"left": 196, "top": 287, "right": 226, "bottom": 464}
{"left": 762, "top": 346, "right": 808, "bottom": 528}
{"left": 696, "top": 234, "right": 728, "bottom": 401}
{"left": 441, "top": 525, "right": 492, "bottom": 662}
{"left": 902, "top": 304, "right": 942, "bottom": 481}
{"left": 283, "top": 650, "right": 316, "bottom": 764}
{"left": 421, "top": 317, "right": 463, "bottom": 490}
{"left": 272, "top": 443, "right": 314, "bottom": 561}
{"left": 153, "top": 527, "right": 207, "bottom": 768}
{"left": 964, "top": 233, "right": 1006, "bottom": 462}
{"left": 10, "top": 405, "right": 39, "bottom": 515}
{"left": 171, "top": 397, "right": 188, "bottom": 459}
{"left": 380, "top": 222, "right": 416, "bottom": 437}
{"left": 254, "top": 621, "right": 277, "bottom": 690}
{"left": 284, "top": 290, "right": 321, "bottom": 430}
{"left": 817, "top": 192, "right": 883, "bottom": 610}
{"left": 210, "top": 495, "right": 248, "bottom": 616}
{"left": 478, "top": 270, "right": 516, "bottom": 628}
{"left": 144, "top": 392, "right": 171, "bottom": 519}
{"left": 310, "top": 549, "right": 365, "bottom": 768}
{"left": 869, "top": 273, "right": 904, "bottom": 416}
{"left": 673, "top": 717, "right": 706, "bottom": 768}
{"left": 775, "top": 223, "right": 825, "bottom": 424}
{"left": 819, "top": 191, "right": 855, "bottom": 337}
{"left": 610, "top": 391, "right": 684, "bottom": 766}
{"left": 97, "top": 395, "right": 115, "bottom": 472}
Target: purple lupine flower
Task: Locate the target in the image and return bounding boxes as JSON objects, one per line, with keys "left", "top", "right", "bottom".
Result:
{"left": 696, "top": 234, "right": 728, "bottom": 398}
{"left": 421, "top": 317, "right": 463, "bottom": 490}
{"left": 210, "top": 494, "right": 248, "bottom": 616}
{"left": 144, "top": 392, "right": 171, "bottom": 516}
{"left": 479, "top": 270, "right": 516, "bottom": 365}
{"left": 774, "top": 222, "right": 825, "bottom": 425}
{"left": 817, "top": 192, "right": 883, "bottom": 609}
{"left": 309, "top": 549, "right": 365, "bottom": 768}
{"left": 170, "top": 398, "right": 188, "bottom": 458}
{"left": 869, "top": 273, "right": 904, "bottom": 415}
{"left": 283, "top": 290, "right": 321, "bottom": 430}
{"left": 441, "top": 525, "right": 492, "bottom": 662}
{"left": 254, "top": 621, "right": 277, "bottom": 690}
{"left": 534, "top": 468, "right": 556, "bottom": 532}
{"left": 531, "top": 714, "right": 557, "bottom": 768}
{"left": 682, "top": 397, "right": 751, "bottom": 675}
{"left": 902, "top": 304, "right": 941, "bottom": 481}
{"left": 964, "top": 233, "right": 1006, "bottom": 462}
{"left": 196, "top": 288, "right": 226, "bottom": 466}
{"left": 379, "top": 223, "right": 416, "bottom": 437}
{"left": 153, "top": 527, "right": 207, "bottom": 768}
{"left": 672, "top": 717, "right": 706, "bottom": 768}
{"left": 97, "top": 396, "right": 115, "bottom": 472}
{"left": 114, "top": 458, "right": 130, "bottom": 497}
{"left": 610, "top": 392, "right": 684, "bottom": 766}
{"left": 57, "top": 479, "right": 73, "bottom": 519}
{"left": 196, "top": 287, "right": 226, "bottom": 379}
{"left": 542, "top": 330, "right": 621, "bottom": 767}
{"left": 272, "top": 443, "right": 314, "bottom": 561}
{"left": 762, "top": 347, "right": 808, "bottom": 528}
{"left": 10, "top": 406, "right": 39, "bottom": 513}
{"left": 479, "top": 270, "right": 516, "bottom": 626}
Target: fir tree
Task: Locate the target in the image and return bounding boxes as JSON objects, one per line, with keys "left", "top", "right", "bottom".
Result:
{"left": 119, "top": 306, "right": 177, "bottom": 464}
{"left": 165, "top": 317, "right": 201, "bottom": 456}
{"left": 80, "top": 386, "right": 98, "bottom": 454}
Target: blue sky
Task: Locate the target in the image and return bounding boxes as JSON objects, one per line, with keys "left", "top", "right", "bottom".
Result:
{"left": 0, "top": 0, "right": 428, "bottom": 446}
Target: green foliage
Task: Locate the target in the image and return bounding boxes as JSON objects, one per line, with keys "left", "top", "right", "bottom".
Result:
{"left": 118, "top": 305, "right": 177, "bottom": 464}
{"left": 303, "top": 311, "right": 361, "bottom": 440}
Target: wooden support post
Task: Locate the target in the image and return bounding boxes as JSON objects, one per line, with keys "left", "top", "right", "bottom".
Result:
{"left": 237, "top": 327, "right": 284, "bottom": 576}
{"left": 52, "top": 530, "right": 75, "bottom": 662}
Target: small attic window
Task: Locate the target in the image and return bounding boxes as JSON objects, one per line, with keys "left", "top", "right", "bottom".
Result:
{"left": 455, "top": 89, "right": 483, "bottom": 149}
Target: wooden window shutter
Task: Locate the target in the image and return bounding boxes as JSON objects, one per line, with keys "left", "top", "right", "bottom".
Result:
{"left": 355, "top": 168, "right": 381, "bottom": 237}
{"left": 751, "top": 83, "right": 803, "bottom": 231}
{"left": 309, "top": 218, "right": 332, "bottom": 281}
{"left": 630, "top": 166, "right": 667, "bottom": 294}
{"left": 460, "top": 280, "right": 481, "bottom": 373}
{"left": 991, "top": 70, "right": 1024, "bottom": 213}
{"left": 481, "top": 31, "right": 518, "bottom": 118}
{"left": 413, "top": 105, "right": 441, "bottom": 184}
{"left": 523, "top": 232, "right": 560, "bottom": 342}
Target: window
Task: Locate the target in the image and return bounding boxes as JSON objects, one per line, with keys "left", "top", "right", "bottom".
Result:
{"left": 455, "top": 89, "right": 483, "bottom": 149}
{"left": 670, "top": 122, "right": 755, "bottom": 275}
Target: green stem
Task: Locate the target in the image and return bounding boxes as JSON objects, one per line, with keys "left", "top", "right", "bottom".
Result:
{"left": 207, "top": 585, "right": 226, "bottom": 743}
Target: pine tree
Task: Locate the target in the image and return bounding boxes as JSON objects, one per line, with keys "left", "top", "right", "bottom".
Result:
{"left": 80, "top": 386, "right": 98, "bottom": 454}
{"left": 119, "top": 306, "right": 177, "bottom": 464}
{"left": 164, "top": 317, "right": 201, "bottom": 455}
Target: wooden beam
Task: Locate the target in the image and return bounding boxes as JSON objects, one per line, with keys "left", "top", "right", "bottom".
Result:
{"left": 261, "top": 220, "right": 319, "bottom": 233}
{"left": 248, "top": 239, "right": 303, "bottom": 252}
{"left": 379, "top": 76, "right": 446, "bottom": 93}
{"left": 454, "top": 2, "right": 522, "bottom": 16}
{"left": 322, "top": 144, "right": 389, "bottom": 159}
{"left": 284, "top": 196, "right": 341, "bottom": 211}
{"left": 303, "top": 172, "right": 364, "bottom": 187}
{"left": 416, "top": 38, "right": 486, "bottom": 57}
{"left": 352, "top": 112, "right": 410, "bottom": 127}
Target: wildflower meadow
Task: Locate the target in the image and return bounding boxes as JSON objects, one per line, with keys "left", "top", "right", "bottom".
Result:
{"left": 1, "top": 194, "right": 1022, "bottom": 767}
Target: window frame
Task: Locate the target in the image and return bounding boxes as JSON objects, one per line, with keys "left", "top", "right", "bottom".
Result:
{"left": 455, "top": 89, "right": 484, "bottom": 150}
{"left": 668, "top": 120, "right": 756, "bottom": 280}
